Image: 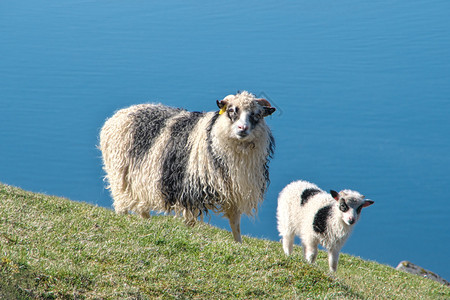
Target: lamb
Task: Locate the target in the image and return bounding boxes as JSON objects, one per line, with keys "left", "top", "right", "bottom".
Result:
{"left": 276, "top": 180, "right": 374, "bottom": 272}
{"left": 99, "top": 91, "right": 275, "bottom": 242}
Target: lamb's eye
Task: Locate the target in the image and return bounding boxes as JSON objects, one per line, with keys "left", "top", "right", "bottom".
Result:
{"left": 339, "top": 202, "right": 349, "bottom": 212}
{"left": 357, "top": 205, "right": 363, "bottom": 214}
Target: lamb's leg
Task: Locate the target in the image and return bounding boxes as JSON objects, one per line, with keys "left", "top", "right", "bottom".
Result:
{"left": 302, "top": 240, "right": 318, "bottom": 264}
{"left": 282, "top": 231, "right": 295, "bottom": 255}
{"left": 328, "top": 248, "right": 340, "bottom": 272}
{"left": 226, "top": 208, "right": 242, "bottom": 243}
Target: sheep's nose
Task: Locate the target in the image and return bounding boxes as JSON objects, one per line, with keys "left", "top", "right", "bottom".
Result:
{"left": 238, "top": 124, "right": 249, "bottom": 131}
{"left": 348, "top": 218, "right": 355, "bottom": 225}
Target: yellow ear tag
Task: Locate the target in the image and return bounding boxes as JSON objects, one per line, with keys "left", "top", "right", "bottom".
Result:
{"left": 219, "top": 106, "right": 227, "bottom": 115}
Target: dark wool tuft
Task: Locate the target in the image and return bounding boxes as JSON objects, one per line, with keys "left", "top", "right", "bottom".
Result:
{"left": 300, "top": 188, "right": 322, "bottom": 205}
{"left": 160, "top": 112, "right": 207, "bottom": 214}
{"left": 313, "top": 205, "right": 333, "bottom": 234}
{"left": 129, "top": 106, "right": 182, "bottom": 162}
{"left": 189, "top": 177, "right": 221, "bottom": 214}
{"left": 262, "top": 133, "right": 275, "bottom": 193}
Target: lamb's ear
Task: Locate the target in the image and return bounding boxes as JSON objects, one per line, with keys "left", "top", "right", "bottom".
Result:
{"left": 330, "top": 190, "right": 339, "bottom": 201}
{"left": 362, "top": 200, "right": 374, "bottom": 208}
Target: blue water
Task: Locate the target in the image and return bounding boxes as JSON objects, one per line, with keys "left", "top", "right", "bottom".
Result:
{"left": 1, "top": 1, "right": 449, "bottom": 280}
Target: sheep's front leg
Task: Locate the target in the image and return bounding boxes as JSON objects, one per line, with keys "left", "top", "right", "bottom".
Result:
{"left": 328, "top": 248, "right": 340, "bottom": 272}
{"left": 226, "top": 208, "right": 242, "bottom": 243}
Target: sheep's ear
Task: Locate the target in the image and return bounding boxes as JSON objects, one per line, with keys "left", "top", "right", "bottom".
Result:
{"left": 330, "top": 190, "right": 339, "bottom": 201}
{"left": 362, "top": 200, "right": 374, "bottom": 208}
{"left": 256, "top": 99, "right": 276, "bottom": 117}
{"left": 217, "top": 100, "right": 228, "bottom": 114}
{"left": 216, "top": 99, "right": 227, "bottom": 109}
{"left": 256, "top": 98, "right": 272, "bottom": 107}
{"left": 263, "top": 106, "right": 276, "bottom": 117}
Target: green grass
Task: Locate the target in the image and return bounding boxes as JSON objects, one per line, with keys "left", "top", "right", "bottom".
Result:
{"left": 0, "top": 183, "right": 448, "bottom": 299}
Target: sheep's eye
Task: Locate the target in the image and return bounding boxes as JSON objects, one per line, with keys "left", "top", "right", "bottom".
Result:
{"left": 248, "top": 112, "right": 261, "bottom": 126}
{"left": 339, "top": 202, "right": 349, "bottom": 212}
{"left": 228, "top": 107, "right": 238, "bottom": 115}
{"left": 227, "top": 107, "right": 239, "bottom": 121}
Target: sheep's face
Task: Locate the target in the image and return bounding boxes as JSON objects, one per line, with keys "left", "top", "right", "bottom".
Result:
{"left": 216, "top": 91, "right": 275, "bottom": 140}
{"left": 330, "top": 190, "right": 374, "bottom": 226}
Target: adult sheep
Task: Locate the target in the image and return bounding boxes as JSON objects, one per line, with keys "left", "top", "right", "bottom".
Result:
{"left": 99, "top": 91, "right": 276, "bottom": 242}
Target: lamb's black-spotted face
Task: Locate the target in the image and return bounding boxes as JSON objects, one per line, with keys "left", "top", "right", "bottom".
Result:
{"left": 335, "top": 191, "right": 372, "bottom": 226}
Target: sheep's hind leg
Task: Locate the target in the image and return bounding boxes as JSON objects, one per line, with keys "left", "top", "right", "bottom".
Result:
{"left": 112, "top": 193, "right": 131, "bottom": 215}
{"left": 182, "top": 208, "right": 198, "bottom": 227}
{"left": 140, "top": 211, "right": 150, "bottom": 219}
{"left": 226, "top": 208, "right": 242, "bottom": 243}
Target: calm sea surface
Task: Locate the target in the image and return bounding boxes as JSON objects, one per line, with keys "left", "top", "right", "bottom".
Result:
{"left": 1, "top": 1, "right": 449, "bottom": 280}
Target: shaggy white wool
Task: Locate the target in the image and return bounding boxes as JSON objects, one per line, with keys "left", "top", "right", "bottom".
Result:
{"left": 99, "top": 92, "right": 275, "bottom": 242}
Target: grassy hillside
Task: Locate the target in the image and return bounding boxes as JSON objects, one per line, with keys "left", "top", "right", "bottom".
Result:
{"left": 0, "top": 183, "right": 448, "bottom": 299}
